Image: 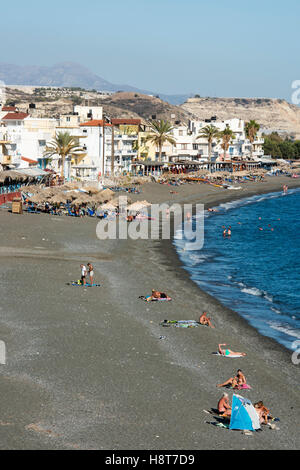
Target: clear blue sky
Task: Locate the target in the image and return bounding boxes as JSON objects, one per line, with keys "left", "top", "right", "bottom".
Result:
{"left": 1, "top": 0, "right": 299, "bottom": 99}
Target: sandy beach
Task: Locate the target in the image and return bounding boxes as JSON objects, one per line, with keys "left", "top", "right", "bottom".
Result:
{"left": 0, "top": 176, "right": 300, "bottom": 450}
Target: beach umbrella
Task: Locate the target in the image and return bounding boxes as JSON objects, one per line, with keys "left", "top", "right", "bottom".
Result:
{"left": 70, "top": 194, "right": 93, "bottom": 206}
{"left": 49, "top": 193, "right": 68, "bottom": 204}
{"left": 127, "top": 200, "right": 151, "bottom": 211}
{"left": 64, "top": 190, "right": 80, "bottom": 200}
{"left": 28, "top": 194, "right": 47, "bottom": 204}
{"left": 84, "top": 186, "right": 100, "bottom": 194}
{"left": 100, "top": 188, "right": 115, "bottom": 201}
{"left": 101, "top": 202, "right": 117, "bottom": 211}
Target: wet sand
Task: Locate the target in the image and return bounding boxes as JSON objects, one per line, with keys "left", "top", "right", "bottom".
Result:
{"left": 0, "top": 176, "right": 299, "bottom": 450}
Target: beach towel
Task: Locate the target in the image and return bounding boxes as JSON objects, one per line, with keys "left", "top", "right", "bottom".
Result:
{"left": 68, "top": 281, "right": 101, "bottom": 287}
{"left": 160, "top": 320, "right": 199, "bottom": 328}
{"left": 212, "top": 352, "right": 244, "bottom": 358}
{"left": 139, "top": 296, "right": 172, "bottom": 302}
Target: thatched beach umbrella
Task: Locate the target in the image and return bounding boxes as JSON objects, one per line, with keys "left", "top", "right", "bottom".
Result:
{"left": 100, "top": 188, "right": 115, "bottom": 202}
{"left": 71, "top": 194, "right": 94, "bottom": 206}
{"left": 49, "top": 194, "right": 68, "bottom": 205}
{"left": 101, "top": 202, "right": 117, "bottom": 211}
{"left": 85, "top": 186, "right": 100, "bottom": 195}
{"left": 28, "top": 194, "right": 47, "bottom": 204}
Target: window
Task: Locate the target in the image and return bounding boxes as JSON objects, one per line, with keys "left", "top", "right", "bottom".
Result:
{"left": 39, "top": 140, "right": 46, "bottom": 146}
{"left": 179, "top": 130, "right": 183, "bottom": 136}
{"left": 66, "top": 117, "right": 71, "bottom": 122}
{"left": 181, "top": 143, "right": 187, "bottom": 150}
{"left": 193, "top": 144, "right": 199, "bottom": 150}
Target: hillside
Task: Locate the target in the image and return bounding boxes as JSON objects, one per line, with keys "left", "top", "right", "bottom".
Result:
{"left": 181, "top": 97, "right": 300, "bottom": 137}
{"left": 3, "top": 87, "right": 193, "bottom": 124}
{"left": 0, "top": 62, "right": 190, "bottom": 105}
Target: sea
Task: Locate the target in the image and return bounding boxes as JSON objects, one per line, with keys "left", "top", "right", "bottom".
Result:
{"left": 174, "top": 187, "right": 300, "bottom": 351}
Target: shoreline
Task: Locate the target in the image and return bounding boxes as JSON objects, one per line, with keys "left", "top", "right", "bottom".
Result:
{"left": 0, "top": 175, "right": 300, "bottom": 449}
{"left": 168, "top": 186, "right": 300, "bottom": 355}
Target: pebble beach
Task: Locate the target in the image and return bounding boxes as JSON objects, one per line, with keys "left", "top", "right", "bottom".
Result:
{"left": 0, "top": 176, "right": 300, "bottom": 450}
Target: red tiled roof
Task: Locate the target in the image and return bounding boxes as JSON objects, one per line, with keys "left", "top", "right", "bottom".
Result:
{"left": 2, "top": 106, "right": 17, "bottom": 112}
{"left": 80, "top": 120, "right": 112, "bottom": 127}
{"left": 111, "top": 119, "right": 141, "bottom": 125}
{"left": 21, "top": 157, "right": 38, "bottom": 164}
{"left": 2, "top": 112, "right": 29, "bottom": 120}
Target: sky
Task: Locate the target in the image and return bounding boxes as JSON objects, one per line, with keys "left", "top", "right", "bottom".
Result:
{"left": 1, "top": 0, "right": 300, "bottom": 100}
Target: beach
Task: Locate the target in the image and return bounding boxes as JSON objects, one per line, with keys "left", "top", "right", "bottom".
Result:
{"left": 0, "top": 176, "right": 300, "bottom": 450}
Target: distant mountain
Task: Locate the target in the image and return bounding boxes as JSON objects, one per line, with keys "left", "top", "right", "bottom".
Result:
{"left": 0, "top": 62, "right": 191, "bottom": 105}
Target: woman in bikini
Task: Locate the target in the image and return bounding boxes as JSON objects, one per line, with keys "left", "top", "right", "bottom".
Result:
{"left": 217, "top": 369, "right": 247, "bottom": 389}
{"left": 218, "top": 343, "right": 246, "bottom": 357}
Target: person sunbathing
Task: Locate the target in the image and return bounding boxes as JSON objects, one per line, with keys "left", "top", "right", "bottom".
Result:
{"left": 218, "top": 343, "right": 247, "bottom": 357}
{"left": 217, "top": 393, "right": 231, "bottom": 418}
{"left": 146, "top": 289, "right": 168, "bottom": 301}
{"left": 217, "top": 369, "right": 247, "bottom": 388}
{"left": 199, "top": 311, "right": 215, "bottom": 328}
{"left": 254, "top": 401, "right": 271, "bottom": 425}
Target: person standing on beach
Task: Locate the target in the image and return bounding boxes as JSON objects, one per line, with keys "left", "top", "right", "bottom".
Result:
{"left": 80, "top": 264, "right": 87, "bottom": 286}
{"left": 87, "top": 263, "right": 94, "bottom": 286}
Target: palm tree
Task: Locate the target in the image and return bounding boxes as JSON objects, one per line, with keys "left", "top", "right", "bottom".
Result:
{"left": 220, "top": 126, "right": 236, "bottom": 160}
{"left": 196, "top": 125, "right": 220, "bottom": 162}
{"left": 144, "top": 120, "right": 176, "bottom": 160}
{"left": 44, "top": 132, "right": 85, "bottom": 179}
{"left": 245, "top": 120, "right": 260, "bottom": 158}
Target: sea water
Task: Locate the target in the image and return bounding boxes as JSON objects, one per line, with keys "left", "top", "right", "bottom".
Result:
{"left": 174, "top": 188, "right": 300, "bottom": 351}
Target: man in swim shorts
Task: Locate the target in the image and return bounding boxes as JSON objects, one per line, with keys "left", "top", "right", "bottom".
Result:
{"left": 80, "top": 264, "right": 87, "bottom": 286}
{"left": 217, "top": 393, "right": 231, "bottom": 417}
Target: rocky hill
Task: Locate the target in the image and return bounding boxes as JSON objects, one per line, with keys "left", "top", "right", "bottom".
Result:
{"left": 3, "top": 87, "right": 193, "bottom": 124}
{"left": 181, "top": 97, "right": 300, "bottom": 137}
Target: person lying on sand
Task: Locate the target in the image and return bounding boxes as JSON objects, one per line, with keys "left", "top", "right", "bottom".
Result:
{"left": 254, "top": 401, "right": 271, "bottom": 425}
{"left": 217, "top": 393, "right": 231, "bottom": 418}
{"left": 199, "top": 311, "right": 215, "bottom": 328}
{"left": 217, "top": 369, "right": 247, "bottom": 388}
{"left": 218, "top": 343, "right": 247, "bottom": 357}
{"left": 146, "top": 289, "right": 168, "bottom": 302}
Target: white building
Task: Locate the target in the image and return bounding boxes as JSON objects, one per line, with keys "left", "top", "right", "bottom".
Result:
{"left": 42, "top": 119, "right": 142, "bottom": 181}
{"left": 0, "top": 112, "right": 58, "bottom": 169}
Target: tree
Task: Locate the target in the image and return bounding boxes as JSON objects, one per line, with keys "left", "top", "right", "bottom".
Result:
{"left": 44, "top": 132, "right": 85, "bottom": 179}
{"left": 220, "top": 127, "right": 236, "bottom": 160}
{"left": 196, "top": 125, "right": 220, "bottom": 162}
{"left": 245, "top": 120, "right": 260, "bottom": 158}
{"left": 144, "top": 120, "right": 176, "bottom": 160}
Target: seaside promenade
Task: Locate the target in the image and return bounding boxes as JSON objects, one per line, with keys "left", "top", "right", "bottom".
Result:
{"left": 0, "top": 176, "right": 299, "bottom": 450}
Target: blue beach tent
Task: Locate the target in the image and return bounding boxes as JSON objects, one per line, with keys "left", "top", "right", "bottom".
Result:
{"left": 229, "top": 394, "right": 261, "bottom": 431}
